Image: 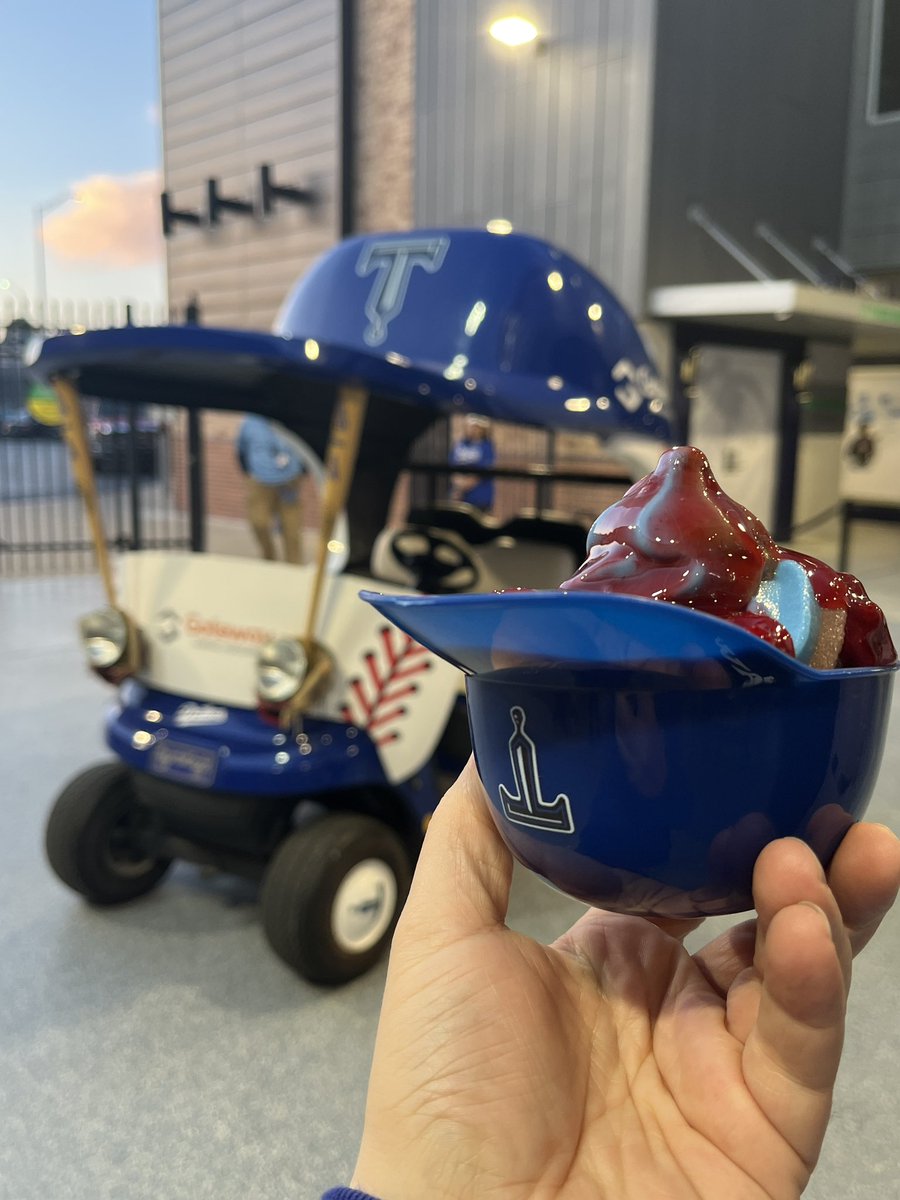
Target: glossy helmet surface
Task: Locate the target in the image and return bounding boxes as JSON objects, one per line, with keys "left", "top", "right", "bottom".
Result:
{"left": 275, "top": 227, "right": 670, "bottom": 439}
{"left": 364, "top": 589, "right": 897, "bottom": 917}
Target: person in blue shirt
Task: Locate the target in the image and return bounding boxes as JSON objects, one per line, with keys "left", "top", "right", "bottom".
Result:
{"left": 449, "top": 414, "right": 496, "bottom": 512}
{"left": 236, "top": 414, "right": 305, "bottom": 564}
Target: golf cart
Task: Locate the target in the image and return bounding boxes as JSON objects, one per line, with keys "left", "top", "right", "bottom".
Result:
{"left": 35, "top": 227, "right": 670, "bottom": 984}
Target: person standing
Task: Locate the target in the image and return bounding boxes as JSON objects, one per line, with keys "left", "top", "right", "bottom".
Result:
{"left": 449, "top": 414, "right": 496, "bottom": 512}
{"left": 236, "top": 415, "right": 305, "bottom": 564}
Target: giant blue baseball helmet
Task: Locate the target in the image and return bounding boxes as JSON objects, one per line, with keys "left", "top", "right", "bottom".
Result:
{"left": 272, "top": 227, "right": 670, "bottom": 439}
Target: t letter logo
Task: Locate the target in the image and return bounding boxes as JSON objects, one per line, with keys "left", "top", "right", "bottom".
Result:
{"left": 356, "top": 236, "right": 450, "bottom": 346}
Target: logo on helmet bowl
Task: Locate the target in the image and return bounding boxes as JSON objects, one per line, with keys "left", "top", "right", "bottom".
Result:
{"left": 356, "top": 236, "right": 450, "bottom": 346}
{"left": 498, "top": 706, "right": 574, "bottom": 834}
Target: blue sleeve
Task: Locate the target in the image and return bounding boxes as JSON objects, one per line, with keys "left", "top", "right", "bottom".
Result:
{"left": 320, "top": 1189, "right": 380, "bottom": 1200}
{"left": 243, "top": 420, "right": 302, "bottom": 485}
{"left": 481, "top": 440, "right": 496, "bottom": 467}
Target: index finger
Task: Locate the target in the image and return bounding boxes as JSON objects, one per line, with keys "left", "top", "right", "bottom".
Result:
{"left": 392, "top": 757, "right": 514, "bottom": 954}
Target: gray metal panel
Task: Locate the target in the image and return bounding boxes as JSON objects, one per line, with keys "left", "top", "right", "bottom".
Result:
{"left": 646, "top": 0, "right": 857, "bottom": 292}
{"left": 159, "top": 0, "right": 340, "bottom": 329}
{"left": 414, "top": 0, "right": 657, "bottom": 313}
{"left": 842, "top": 1, "right": 900, "bottom": 270}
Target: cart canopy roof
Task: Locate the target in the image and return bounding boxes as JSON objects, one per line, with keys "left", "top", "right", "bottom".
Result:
{"left": 34, "top": 229, "right": 670, "bottom": 567}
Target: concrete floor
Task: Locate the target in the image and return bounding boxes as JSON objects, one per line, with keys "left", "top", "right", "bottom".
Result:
{"left": 1, "top": 521, "right": 898, "bottom": 1200}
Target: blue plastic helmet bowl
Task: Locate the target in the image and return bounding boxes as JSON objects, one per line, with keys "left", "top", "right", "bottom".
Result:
{"left": 363, "top": 590, "right": 897, "bottom": 916}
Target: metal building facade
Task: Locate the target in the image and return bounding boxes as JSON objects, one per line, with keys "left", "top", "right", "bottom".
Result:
{"left": 842, "top": 0, "right": 900, "bottom": 272}
{"left": 413, "top": 0, "right": 657, "bottom": 315}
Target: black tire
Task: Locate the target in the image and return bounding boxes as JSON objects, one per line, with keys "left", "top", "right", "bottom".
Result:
{"left": 45, "top": 763, "right": 172, "bottom": 904}
{"left": 261, "top": 813, "right": 412, "bottom": 985}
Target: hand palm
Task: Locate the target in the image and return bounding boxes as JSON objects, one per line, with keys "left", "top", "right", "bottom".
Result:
{"left": 354, "top": 763, "right": 899, "bottom": 1200}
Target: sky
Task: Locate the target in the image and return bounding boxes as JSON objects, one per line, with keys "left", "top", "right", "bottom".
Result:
{"left": 0, "top": 0, "right": 165, "bottom": 313}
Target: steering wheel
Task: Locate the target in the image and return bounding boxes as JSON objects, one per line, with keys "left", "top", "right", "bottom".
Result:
{"left": 389, "top": 528, "right": 479, "bottom": 593}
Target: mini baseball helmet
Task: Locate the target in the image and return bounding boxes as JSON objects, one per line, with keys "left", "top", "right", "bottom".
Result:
{"left": 363, "top": 588, "right": 896, "bottom": 917}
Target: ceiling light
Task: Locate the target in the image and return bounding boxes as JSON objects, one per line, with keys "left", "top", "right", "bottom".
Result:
{"left": 489, "top": 17, "right": 539, "bottom": 47}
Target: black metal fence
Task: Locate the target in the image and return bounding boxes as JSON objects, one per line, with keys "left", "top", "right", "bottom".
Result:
{"left": 0, "top": 304, "right": 193, "bottom": 576}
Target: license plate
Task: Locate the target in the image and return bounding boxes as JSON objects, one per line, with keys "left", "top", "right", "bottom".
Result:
{"left": 149, "top": 740, "right": 219, "bottom": 788}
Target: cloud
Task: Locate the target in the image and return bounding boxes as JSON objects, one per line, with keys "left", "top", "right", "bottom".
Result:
{"left": 43, "top": 171, "right": 163, "bottom": 268}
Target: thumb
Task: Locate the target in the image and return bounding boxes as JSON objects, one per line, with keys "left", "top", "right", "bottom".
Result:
{"left": 393, "top": 757, "right": 514, "bottom": 952}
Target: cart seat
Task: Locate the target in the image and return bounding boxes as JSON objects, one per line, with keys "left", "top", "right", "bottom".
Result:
{"left": 406, "top": 503, "right": 500, "bottom": 545}
{"left": 371, "top": 511, "right": 587, "bottom": 594}
{"left": 499, "top": 511, "right": 589, "bottom": 561}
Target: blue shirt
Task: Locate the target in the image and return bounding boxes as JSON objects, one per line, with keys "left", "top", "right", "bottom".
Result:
{"left": 449, "top": 436, "right": 495, "bottom": 509}
{"left": 237, "top": 415, "right": 303, "bottom": 486}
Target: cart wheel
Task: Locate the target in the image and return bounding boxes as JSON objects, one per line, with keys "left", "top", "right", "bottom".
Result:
{"left": 261, "top": 814, "right": 412, "bottom": 985}
{"left": 45, "top": 763, "right": 171, "bottom": 904}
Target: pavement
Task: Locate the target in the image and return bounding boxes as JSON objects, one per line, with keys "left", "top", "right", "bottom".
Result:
{"left": 1, "top": 518, "right": 899, "bottom": 1200}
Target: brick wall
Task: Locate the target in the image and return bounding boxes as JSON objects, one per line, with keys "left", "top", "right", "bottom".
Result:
{"left": 354, "top": 0, "right": 415, "bottom": 232}
{"left": 443, "top": 415, "right": 630, "bottom": 528}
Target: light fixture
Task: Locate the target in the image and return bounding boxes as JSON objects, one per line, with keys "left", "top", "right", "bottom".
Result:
{"left": 489, "top": 16, "right": 539, "bottom": 47}
{"left": 304, "top": 338, "right": 320, "bottom": 360}
{"left": 486, "top": 218, "right": 513, "bottom": 235}
{"left": 80, "top": 607, "right": 130, "bottom": 670}
{"left": 257, "top": 638, "right": 309, "bottom": 705}
{"left": 587, "top": 303, "right": 603, "bottom": 321}
{"left": 547, "top": 271, "right": 564, "bottom": 291}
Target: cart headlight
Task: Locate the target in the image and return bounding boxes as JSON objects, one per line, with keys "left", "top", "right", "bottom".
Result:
{"left": 80, "top": 607, "right": 130, "bottom": 669}
{"left": 257, "top": 638, "right": 308, "bottom": 704}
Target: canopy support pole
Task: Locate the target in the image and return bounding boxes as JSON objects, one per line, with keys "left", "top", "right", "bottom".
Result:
{"left": 304, "top": 383, "right": 369, "bottom": 648}
{"left": 53, "top": 376, "right": 117, "bottom": 608}
{"left": 282, "top": 384, "right": 369, "bottom": 725}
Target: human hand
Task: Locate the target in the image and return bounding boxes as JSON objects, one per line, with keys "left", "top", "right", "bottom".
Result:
{"left": 352, "top": 759, "right": 900, "bottom": 1200}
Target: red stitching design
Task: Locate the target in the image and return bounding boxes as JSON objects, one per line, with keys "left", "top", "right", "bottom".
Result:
{"left": 341, "top": 626, "right": 432, "bottom": 746}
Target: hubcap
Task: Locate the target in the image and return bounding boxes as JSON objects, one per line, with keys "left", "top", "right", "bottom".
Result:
{"left": 330, "top": 859, "right": 398, "bottom": 954}
{"left": 103, "top": 803, "right": 158, "bottom": 878}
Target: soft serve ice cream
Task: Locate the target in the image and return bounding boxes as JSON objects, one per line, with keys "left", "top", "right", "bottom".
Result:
{"left": 560, "top": 446, "right": 895, "bottom": 669}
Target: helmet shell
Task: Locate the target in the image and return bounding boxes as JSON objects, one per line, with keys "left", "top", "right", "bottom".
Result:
{"left": 275, "top": 228, "right": 670, "bottom": 438}
{"left": 364, "top": 589, "right": 896, "bottom": 916}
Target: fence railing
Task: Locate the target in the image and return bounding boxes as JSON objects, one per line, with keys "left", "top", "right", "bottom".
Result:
{"left": 0, "top": 302, "right": 193, "bottom": 576}
{"left": 0, "top": 295, "right": 171, "bottom": 336}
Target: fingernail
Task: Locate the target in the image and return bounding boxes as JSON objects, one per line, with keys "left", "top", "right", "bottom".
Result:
{"left": 799, "top": 900, "right": 832, "bottom": 935}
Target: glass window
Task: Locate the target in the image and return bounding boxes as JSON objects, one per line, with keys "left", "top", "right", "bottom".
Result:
{"left": 871, "top": 0, "right": 900, "bottom": 120}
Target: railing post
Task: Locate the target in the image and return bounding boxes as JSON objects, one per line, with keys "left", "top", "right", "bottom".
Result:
{"left": 187, "top": 409, "right": 205, "bottom": 552}
{"left": 127, "top": 402, "right": 142, "bottom": 549}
